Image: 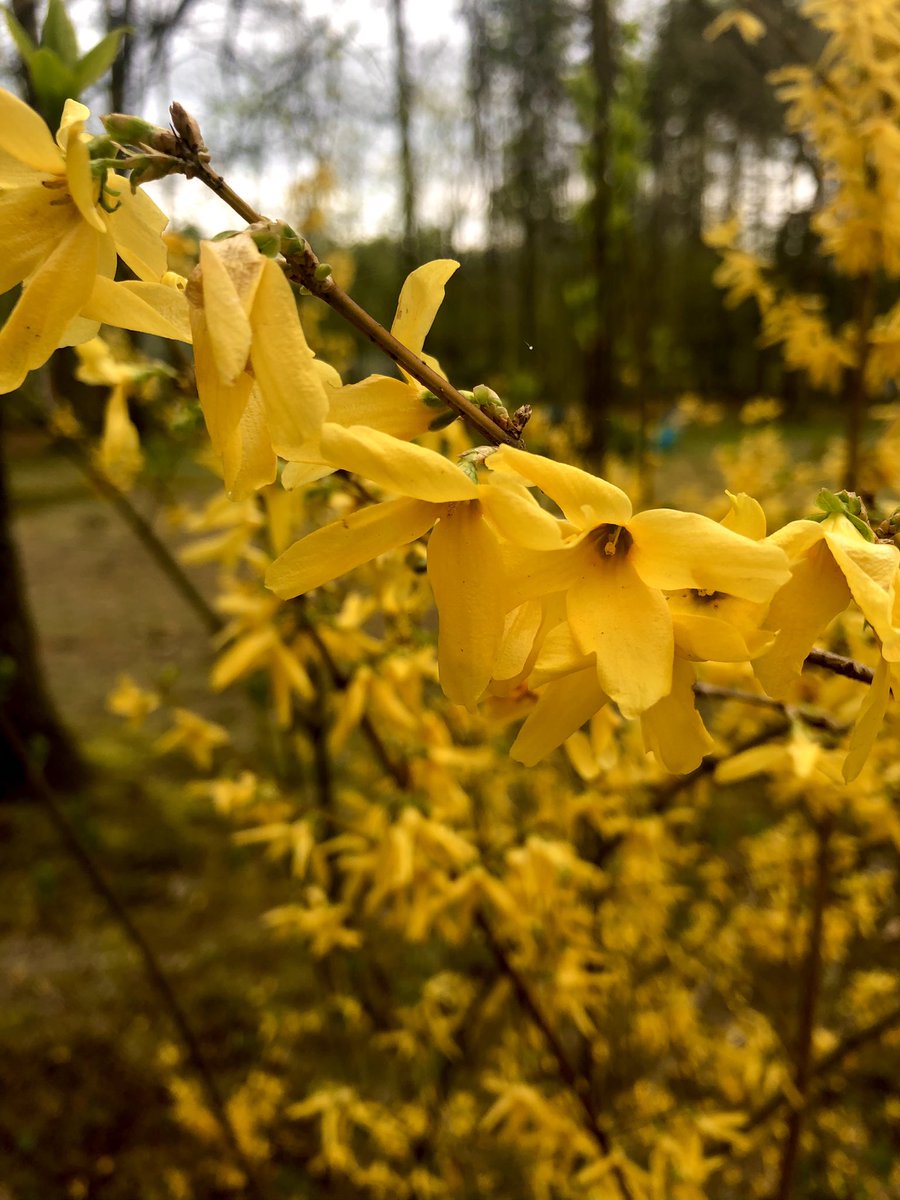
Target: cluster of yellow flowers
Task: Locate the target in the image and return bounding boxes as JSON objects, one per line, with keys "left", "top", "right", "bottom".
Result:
{"left": 2, "top": 80, "right": 899, "bottom": 784}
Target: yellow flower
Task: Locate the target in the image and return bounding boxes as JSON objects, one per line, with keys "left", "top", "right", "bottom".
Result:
{"left": 186, "top": 234, "right": 330, "bottom": 497}
{"left": 754, "top": 511, "right": 900, "bottom": 699}
{"left": 490, "top": 447, "right": 790, "bottom": 717}
{"left": 154, "top": 708, "right": 230, "bottom": 770}
{"left": 0, "top": 90, "right": 188, "bottom": 392}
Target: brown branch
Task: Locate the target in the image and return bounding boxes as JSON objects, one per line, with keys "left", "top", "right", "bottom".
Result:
{"left": 803, "top": 648, "right": 874, "bottom": 685}
{"left": 772, "top": 818, "right": 831, "bottom": 1200}
{"left": 154, "top": 106, "right": 526, "bottom": 450}
{"left": 0, "top": 709, "right": 267, "bottom": 1200}
{"left": 694, "top": 682, "right": 846, "bottom": 733}
{"left": 475, "top": 909, "right": 634, "bottom": 1200}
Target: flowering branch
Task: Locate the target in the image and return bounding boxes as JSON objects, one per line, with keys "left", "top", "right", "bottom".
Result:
{"left": 102, "top": 104, "right": 528, "bottom": 450}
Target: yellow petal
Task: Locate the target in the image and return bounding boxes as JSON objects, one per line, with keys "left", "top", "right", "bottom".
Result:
{"left": 768, "top": 519, "right": 825, "bottom": 561}
{"left": 671, "top": 609, "right": 764, "bottom": 662}
{"left": 428, "top": 500, "right": 506, "bottom": 708}
{"left": 105, "top": 179, "right": 169, "bottom": 280}
{"left": 190, "top": 309, "right": 253, "bottom": 455}
{"left": 825, "top": 528, "right": 899, "bottom": 648}
{"left": 641, "top": 657, "right": 714, "bottom": 774}
{"left": 566, "top": 553, "right": 674, "bottom": 717}
{"left": 489, "top": 445, "right": 632, "bottom": 529}
{"left": 629, "top": 509, "right": 790, "bottom": 601}
{"left": 56, "top": 99, "right": 91, "bottom": 147}
{"left": 319, "top": 423, "right": 478, "bottom": 501}
{"left": 720, "top": 490, "right": 767, "bottom": 540}
{"left": 493, "top": 600, "right": 544, "bottom": 682}
{"left": 266, "top": 497, "right": 439, "bottom": 598}
{"left": 327, "top": 374, "right": 435, "bottom": 440}
{"left": 0, "top": 185, "right": 74, "bottom": 291}
{"left": 222, "top": 385, "right": 278, "bottom": 500}
{"left": 0, "top": 88, "right": 63, "bottom": 173}
{"left": 64, "top": 122, "right": 106, "bottom": 232}
{"left": 82, "top": 277, "right": 192, "bottom": 342}
{"left": 391, "top": 259, "right": 459, "bottom": 357}
{"left": 753, "top": 540, "right": 851, "bottom": 698}
{"left": 211, "top": 627, "right": 276, "bottom": 690}
{"left": 282, "top": 461, "right": 333, "bottom": 490}
{"left": 198, "top": 239, "right": 256, "bottom": 383}
{"left": 250, "top": 258, "right": 328, "bottom": 454}
{"left": 479, "top": 473, "right": 567, "bottom": 549}
{"left": 0, "top": 220, "right": 99, "bottom": 393}
{"left": 715, "top": 742, "right": 787, "bottom": 784}
{"left": 843, "top": 656, "right": 892, "bottom": 782}
{"left": 511, "top": 665, "right": 607, "bottom": 766}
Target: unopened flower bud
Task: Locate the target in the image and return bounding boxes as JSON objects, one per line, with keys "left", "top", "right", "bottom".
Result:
{"left": 169, "top": 102, "right": 205, "bottom": 154}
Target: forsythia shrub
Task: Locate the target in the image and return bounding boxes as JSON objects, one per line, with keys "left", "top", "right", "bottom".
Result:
{"left": 2, "top": 2, "right": 899, "bottom": 1197}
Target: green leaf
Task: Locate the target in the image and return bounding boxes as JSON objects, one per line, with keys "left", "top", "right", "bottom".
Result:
{"left": 4, "top": 9, "right": 37, "bottom": 64}
{"left": 75, "top": 27, "right": 128, "bottom": 91}
{"left": 41, "top": 0, "right": 80, "bottom": 66}
{"left": 28, "top": 46, "right": 79, "bottom": 127}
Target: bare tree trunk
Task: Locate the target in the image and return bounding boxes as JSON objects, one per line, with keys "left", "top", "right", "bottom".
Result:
{"left": 389, "top": 0, "right": 418, "bottom": 277}
{"left": 0, "top": 406, "right": 85, "bottom": 796}
{"left": 583, "top": 0, "right": 616, "bottom": 467}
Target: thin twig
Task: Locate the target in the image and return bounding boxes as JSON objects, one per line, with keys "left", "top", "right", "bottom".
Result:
{"left": 694, "top": 682, "right": 846, "bottom": 732}
{"left": 804, "top": 648, "right": 874, "bottom": 685}
{"left": 475, "top": 909, "right": 634, "bottom": 1200}
{"left": 157, "top": 109, "right": 525, "bottom": 450}
{"left": 0, "top": 709, "right": 267, "bottom": 1200}
{"left": 772, "top": 818, "right": 831, "bottom": 1200}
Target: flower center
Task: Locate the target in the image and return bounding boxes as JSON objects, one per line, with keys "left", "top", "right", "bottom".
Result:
{"left": 589, "top": 523, "right": 633, "bottom": 559}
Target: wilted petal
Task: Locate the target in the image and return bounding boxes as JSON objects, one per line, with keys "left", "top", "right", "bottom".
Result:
{"left": 630, "top": 509, "right": 789, "bottom": 601}
{"left": 511, "top": 664, "right": 607, "bottom": 766}
{"left": 198, "top": 239, "right": 256, "bottom": 383}
{"left": 319, "top": 423, "right": 478, "bottom": 501}
{"left": 489, "top": 445, "right": 632, "bottom": 529}
{"left": 641, "top": 657, "right": 713, "bottom": 774}
{"left": 222, "top": 385, "right": 278, "bottom": 500}
{"left": 266, "top": 497, "right": 439, "bottom": 598}
{"left": 428, "top": 500, "right": 506, "bottom": 708}
{"left": 566, "top": 552, "right": 674, "bottom": 717}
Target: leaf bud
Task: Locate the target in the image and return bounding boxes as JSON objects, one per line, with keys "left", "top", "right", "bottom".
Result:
{"left": 169, "top": 102, "right": 206, "bottom": 154}
{"left": 420, "top": 390, "right": 446, "bottom": 409}
{"left": 250, "top": 228, "right": 281, "bottom": 257}
{"left": 428, "top": 411, "right": 458, "bottom": 432}
{"left": 314, "top": 262, "right": 333, "bottom": 282}
{"left": 102, "top": 113, "right": 171, "bottom": 150}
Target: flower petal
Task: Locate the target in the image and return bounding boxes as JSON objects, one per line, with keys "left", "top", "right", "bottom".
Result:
{"left": 190, "top": 309, "right": 253, "bottom": 456}
{"left": 0, "top": 219, "right": 99, "bottom": 393}
{"left": 327, "top": 374, "right": 434, "bottom": 439}
{"left": 825, "top": 528, "right": 899, "bottom": 649}
{"left": 105, "top": 179, "right": 169, "bottom": 280}
{"left": 319, "top": 423, "right": 478, "bottom": 501}
{"left": 566, "top": 552, "right": 674, "bottom": 717}
{"left": 511, "top": 664, "right": 608, "bottom": 766}
{"left": 641, "top": 657, "right": 713, "bottom": 774}
{"left": 221, "top": 385, "right": 278, "bottom": 500}
{"left": 753, "top": 540, "right": 851, "bottom": 698}
{"left": 489, "top": 445, "right": 632, "bottom": 529}
{"left": 843, "top": 655, "right": 892, "bottom": 782}
{"left": 428, "top": 500, "right": 506, "bottom": 708}
{"left": 266, "top": 497, "right": 439, "bottom": 598}
{"left": 250, "top": 258, "right": 328, "bottom": 454}
{"left": 64, "top": 122, "right": 106, "bottom": 232}
{"left": 391, "top": 259, "right": 458, "bottom": 360}
{"left": 82, "top": 277, "right": 191, "bottom": 342}
{"left": 720, "top": 490, "right": 767, "bottom": 540}
{"left": 629, "top": 509, "right": 790, "bottom": 601}
{"left": 198, "top": 239, "right": 257, "bottom": 383}
{"left": 479, "top": 473, "right": 567, "bottom": 550}
{"left": 0, "top": 185, "right": 74, "bottom": 292}
{"left": 0, "top": 88, "right": 62, "bottom": 173}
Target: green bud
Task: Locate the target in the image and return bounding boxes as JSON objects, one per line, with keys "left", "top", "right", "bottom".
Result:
{"left": 278, "top": 224, "right": 307, "bottom": 257}
{"left": 211, "top": 229, "right": 240, "bottom": 241}
{"left": 473, "top": 383, "right": 504, "bottom": 412}
{"left": 459, "top": 459, "right": 479, "bottom": 484}
{"left": 314, "top": 262, "right": 333, "bottom": 282}
{"left": 428, "top": 411, "right": 458, "bottom": 432}
{"left": 420, "top": 390, "right": 446, "bottom": 409}
{"left": 250, "top": 228, "right": 281, "bottom": 257}
{"left": 101, "top": 113, "right": 160, "bottom": 144}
